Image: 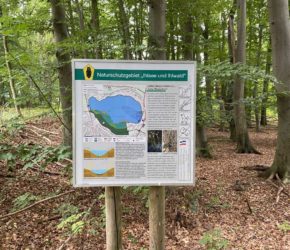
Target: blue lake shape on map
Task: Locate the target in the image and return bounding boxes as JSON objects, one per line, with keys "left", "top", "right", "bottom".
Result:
{"left": 88, "top": 95, "right": 142, "bottom": 135}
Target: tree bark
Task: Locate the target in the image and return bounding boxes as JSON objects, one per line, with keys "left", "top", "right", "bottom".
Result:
{"left": 260, "top": 40, "right": 271, "bottom": 126}
{"left": 50, "top": 0, "right": 72, "bottom": 147}
{"left": 148, "top": 0, "right": 166, "bottom": 61}
{"left": 265, "top": 0, "right": 290, "bottom": 181}
{"left": 233, "top": 0, "right": 258, "bottom": 153}
{"left": 2, "top": 35, "right": 23, "bottom": 118}
{"left": 227, "top": 4, "right": 236, "bottom": 140}
{"left": 148, "top": 1, "right": 166, "bottom": 249}
{"left": 74, "top": 0, "right": 88, "bottom": 58}
{"left": 253, "top": 23, "right": 263, "bottom": 132}
{"left": 117, "top": 0, "right": 132, "bottom": 60}
{"left": 91, "top": 0, "right": 103, "bottom": 59}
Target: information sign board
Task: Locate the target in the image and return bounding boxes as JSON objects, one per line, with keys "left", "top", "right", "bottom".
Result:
{"left": 73, "top": 60, "right": 196, "bottom": 186}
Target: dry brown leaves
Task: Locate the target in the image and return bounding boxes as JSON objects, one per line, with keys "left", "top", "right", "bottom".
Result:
{"left": 0, "top": 119, "right": 289, "bottom": 249}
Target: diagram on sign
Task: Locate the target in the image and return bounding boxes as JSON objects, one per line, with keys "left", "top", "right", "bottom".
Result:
{"left": 179, "top": 98, "right": 191, "bottom": 111}
{"left": 180, "top": 126, "right": 190, "bottom": 137}
{"left": 179, "top": 86, "right": 191, "bottom": 98}
{"left": 180, "top": 113, "right": 190, "bottom": 126}
{"left": 83, "top": 85, "right": 146, "bottom": 138}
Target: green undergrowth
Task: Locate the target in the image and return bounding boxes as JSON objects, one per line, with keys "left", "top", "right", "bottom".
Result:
{"left": 0, "top": 143, "right": 71, "bottom": 173}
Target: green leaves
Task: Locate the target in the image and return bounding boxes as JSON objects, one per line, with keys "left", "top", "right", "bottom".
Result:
{"left": 0, "top": 142, "right": 71, "bottom": 172}
{"left": 199, "top": 228, "right": 228, "bottom": 250}
{"left": 12, "top": 192, "right": 38, "bottom": 212}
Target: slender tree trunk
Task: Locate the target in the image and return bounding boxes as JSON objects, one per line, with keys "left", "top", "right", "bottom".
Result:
{"left": 148, "top": 1, "right": 166, "bottom": 249}
{"left": 50, "top": 0, "right": 72, "bottom": 147}
{"left": 203, "top": 22, "right": 212, "bottom": 103}
{"left": 260, "top": 41, "right": 271, "bottom": 126}
{"left": 233, "top": 0, "right": 258, "bottom": 153}
{"left": 91, "top": 0, "right": 103, "bottom": 59}
{"left": 183, "top": 14, "right": 211, "bottom": 158}
{"left": 117, "top": 0, "right": 132, "bottom": 60}
{"left": 253, "top": 23, "right": 263, "bottom": 132}
{"left": 74, "top": 0, "right": 88, "bottom": 58}
{"left": 265, "top": 0, "right": 290, "bottom": 181}
{"left": 2, "top": 35, "right": 22, "bottom": 118}
{"left": 227, "top": 5, "right": 236, "bottom": 140}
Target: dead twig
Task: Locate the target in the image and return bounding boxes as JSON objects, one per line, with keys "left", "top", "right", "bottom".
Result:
{"left": 267, "top": 180, "right": 290, "bottom": 198}
{"left": 27, "top": 124, "right": 59, "bottom": 136}
{"left": 276, "top": 186, "right": 284, "bottom": 204}
{"left": 0, "top": 190, "right": 75, "bottom": 221}
{"left": 26, "top": 127, "right": 52, "bottom": 145}
{"left": 64, "top": 158, "right": 73, "bottom": 164}
{"left": 245, "top": 198, "right": 253, "bottom": 214}
{"left": 30, "top": 166, "right": 61, "bottom": 176}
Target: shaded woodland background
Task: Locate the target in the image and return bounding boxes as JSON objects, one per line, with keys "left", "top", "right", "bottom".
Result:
{"left": 1, "top": 0, "right": 290, "bottom": 249}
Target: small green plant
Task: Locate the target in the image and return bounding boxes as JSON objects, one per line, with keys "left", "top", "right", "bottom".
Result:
{"left": 185, "top": 189, "right": 202, "bottom": 213}
{"left": 57, "top": 211, "right": 88, "bottom": 235}
{"left": 277, "top": 221, "right": 290, "bottom": 233}
{"left": 199, "top": 229, "right": 228, "bottom": 250}
{"left": 0, "top": 143, "right": 71, "bottom": 172}
{"left": 206, "top": 195, "right": 230, "bottom": 210}
{"left": 12, "top": 192, "right": 38, "bottom": 211}
{"left": 55, "top": 203, "right": 80, "bottom": 218}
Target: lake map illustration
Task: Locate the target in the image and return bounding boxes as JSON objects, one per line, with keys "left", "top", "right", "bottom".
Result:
{"left": 83, "top": 85, "right": 146, "bottom": 137}
{"left": 88, "top": 95, "right": 142, "bottom": 135}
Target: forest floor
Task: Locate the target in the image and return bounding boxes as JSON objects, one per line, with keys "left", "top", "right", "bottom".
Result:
{"left": 0, "top": 116, "right": 289, "bottom": 250}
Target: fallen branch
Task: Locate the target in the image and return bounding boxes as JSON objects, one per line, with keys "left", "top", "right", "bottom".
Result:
{"left": 27, "top": 124, "right": 59, "bottom": 136}
{"left": 245, "top": 198, "right": 253, "bottom": 214}
{"left": 26, "top": 127, "right": 52, "bottom": 145}
{"left": 267, "top": 180, "right": 290, "bottom": 198}
{"left": 30, "top": 166, "right": 61, "bottom": 176}
{"left": 276, "top": 186, "right": 284, "bottom": 204}
{"left": 0, "top": 190, "right": 75, "bottom": 221}
{"left": 243, "top": 165, "right": 269, "bottom": 172}
{"left": 64, "top": 158, "right": 73, "bottom": 163}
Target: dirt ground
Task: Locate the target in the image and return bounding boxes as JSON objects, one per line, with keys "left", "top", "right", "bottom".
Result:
{"left": 0, "top": 117, "right": 289, "bottom": 249}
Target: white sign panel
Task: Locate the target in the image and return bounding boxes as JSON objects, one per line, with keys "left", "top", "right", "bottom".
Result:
{"left": 73, "top": 60, "right": 196, "bottom": 186}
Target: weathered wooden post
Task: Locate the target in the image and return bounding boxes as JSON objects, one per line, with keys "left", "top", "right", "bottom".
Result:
{"left": 148, "top": 0, "right": 166, "bottom": 249}
{"left": 106, "top": 187, "right": 122, "bottom": 250}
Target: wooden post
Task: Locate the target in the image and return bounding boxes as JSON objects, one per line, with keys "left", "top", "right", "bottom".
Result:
{"left": 149, "top": 186, "right": 165, "bottom": 250}
{"left": 148, "top": 0, "right": 166, "bottom": 249}
{"left": 105, "top": 187, "right": 122, "bottom": 250}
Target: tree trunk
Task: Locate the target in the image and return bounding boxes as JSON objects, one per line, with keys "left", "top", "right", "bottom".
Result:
{"left": 183, "top": 15, "right": 211, "bottom": 158}
{"left": 203, "top": 22, "right": 212, "bottom": 103}
{"left": 233, "top": 0, "right": 258, "bottom": 153}
{"left": 265, "top": 0, "right": 290, "bottom": 181}
{"left": 91, "top": 0, "right": 103, "bottom": 59}
{"left": 148, "top": 1, "right": 166, "bottom": 249}
{"left": 1, "top": 5, "right": 22, "bottom": 118}
{"left": 50, "top": 0, "right": 72, "bottom": 147}
{"left": 2, "top": 35, "right": 23, "bottom": 118}
{"left": 227, "top": 5, "right": 236, "bottom": 140}
{"left": 148, "top": 0, "right": 166, "bottom": 61}
{"left": 260, "top": 41, "right": 271, "bottom": 126}
{"left": 117, "top": 0, "right": 132, "bottom": 60}
{"left": 253, "top": 23, "right": 263, "bottom": 132}
{"left": 74, "top": 0, "right": 88, "bottom": 58}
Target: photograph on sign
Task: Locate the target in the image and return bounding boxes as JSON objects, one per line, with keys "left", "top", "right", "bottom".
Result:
{"left": 73, "top": 60, "right": 196, "bottom": 186}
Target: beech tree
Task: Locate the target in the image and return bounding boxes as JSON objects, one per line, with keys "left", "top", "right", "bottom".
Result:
{"left": 233, "top": 0, "right": 258, "bottom": 153}
{"left": 50, "top": 0, "right": 72, "bottom": 147}
{"left": 265, "top": 0, "right": 290, "bottom": 181}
